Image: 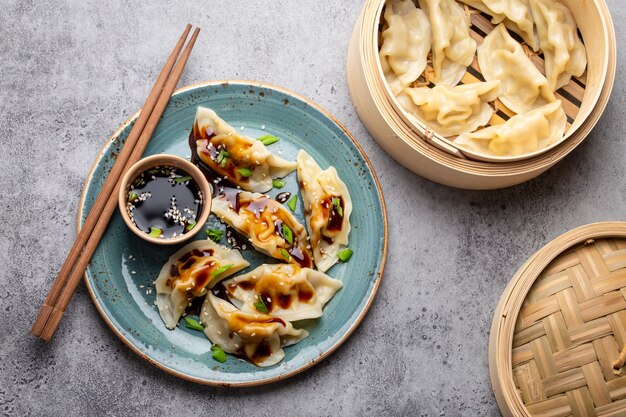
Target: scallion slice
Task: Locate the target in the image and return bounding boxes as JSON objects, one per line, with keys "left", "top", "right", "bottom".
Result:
{"left": 257, "top": 135, "right": 280, "bottom": 146}
{"left": 337, "top": 248, "right": 353, "bottom": 262}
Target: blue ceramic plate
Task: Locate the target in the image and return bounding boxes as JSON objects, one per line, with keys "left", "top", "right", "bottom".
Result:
{"left": 79, "top": 81, "right": 387, "bottom": 386}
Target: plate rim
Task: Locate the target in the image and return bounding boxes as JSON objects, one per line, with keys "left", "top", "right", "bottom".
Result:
{"left": 77, "top": 79, "right": 388, "bottom": 387}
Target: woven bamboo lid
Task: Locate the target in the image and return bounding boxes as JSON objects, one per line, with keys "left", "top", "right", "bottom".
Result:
{"left": 490, "top": 222, "right": 626, "bottom": 416}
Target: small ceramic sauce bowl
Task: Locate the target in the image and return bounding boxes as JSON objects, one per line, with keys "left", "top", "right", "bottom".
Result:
{"left": 118, "top": 154, "right": 211, "bottom": 245}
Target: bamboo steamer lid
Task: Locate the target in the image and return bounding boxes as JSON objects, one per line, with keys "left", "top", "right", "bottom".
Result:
{"left": 346, "top": 0, "right": 617, "bottom": 190}
{"left": 490, "top": 222, "right": 626, "bottom": 416}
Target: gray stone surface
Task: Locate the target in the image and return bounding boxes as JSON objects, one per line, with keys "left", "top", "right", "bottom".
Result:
{"left": 0, "top": 0, "right": 623, "bottom": 415}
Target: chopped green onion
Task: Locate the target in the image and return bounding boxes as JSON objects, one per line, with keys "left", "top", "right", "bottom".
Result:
{"left": 272, "top": 178, "right": 286, "bottom": 189}
{"left": 216, "top": 149, "right": 230, "bottom": 167}
{"left": 211, "top": 264, "right": 233, "bottom": 279}
{"left": 287, "top": 195, "right": 297, "bottom": 212}
{"left": 148, "top": 168, "right": 160, "bottom": 175}
{"left": 282, "top": 223, "right": 293, "bottom": 245}
{"left": 206, "top": 228, "right": 223, "bottom": 242}
{"left": 128, "top": 192, "right": 139, "bottom": 202}
{"left": 337, "top": 248, "right": 353, "bottom": 262}
{"left": 332, "top": 197, "right": 343, "bottom": 217}
{"left": 280, "top": 249, "right": 291, "bottom": 261}
{"left": 185, "top": 221, "right": 196, "bottom": 232}
{"left": 211, "top": 345, "right": 227, "bottom": 363}
{"left": 257, "top": 135, "right": 280, "bottom": 146}
{"left": 253, "top": 294, "right": 269, "bottom": 313}
{"left": 237, "top": 167, "right": 253, "bottom": 177}
{"left": 184, "top": 317, "right": 204, "bottom": 331}
{"left": 149, "top": 227, "right": 163, "bottom": 238}
{"left": 174, "top": 175, "right": 193, "bottom": 184}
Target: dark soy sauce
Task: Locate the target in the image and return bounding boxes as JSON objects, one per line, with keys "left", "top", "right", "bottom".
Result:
{"left": 127, "top": 166, "right": 202, "bottom": 239}
{"left": 275, "top": 192, "right": 291, "bottom": 204}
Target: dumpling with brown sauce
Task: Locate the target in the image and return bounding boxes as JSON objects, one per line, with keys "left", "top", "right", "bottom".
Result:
{"left": 224, "top": 264, "right": 342, "bottom": 322}
{"left": 192, "top": 107, "right": 296, "bottom": 192}
{"left": 200, "top": 293, "right": 308, "bottom": 367}
{"left": 211, "top": 189, "right": 313, "bottom": 268}
{"left": 297, "top": 150, "right": 352, "bottom": 272}
{"left": 155, "top": 239, "right": 249, "bottom": 329}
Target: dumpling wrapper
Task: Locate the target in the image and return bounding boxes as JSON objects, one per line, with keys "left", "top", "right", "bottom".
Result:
{"left": 417, "top": 0, "right": 476, "bottom": 86}
{"left": 396, "top": 80, "right": 501, "bottom": 137}
{"left": 458, "top": 0, "right": 539, "bottom": 51}
{"left": 380, "top": 0, "right": 432, "bottom": 95}
{"left": 224, "top": 264, "right": 343, "bottom": 322}
{"left": 529, "top": 0, "right": 587, "bottom": 91}
{"left": 211, "top": 189, "right": 313, "bottom": 268}
{"left": 297, "top": 150, "right": 352, "bottom": 272}
{"left": 155, "top": 239, "right": 249, "bottom": 329}
{"left": 454, "top": 100, "right": 566, "bottom": 157}
{"left": 200, "top": 293, "right": 308, "bottom": 367}
{"left": 192, "top": 107, "right": 296, "bottom": 193}
{"left": 478, "top": 24, "right": 556, "bottom": 114}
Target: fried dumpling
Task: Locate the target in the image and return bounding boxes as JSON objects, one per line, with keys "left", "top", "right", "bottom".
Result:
{"left": 417, "top": 0, "right": 476, "bottom": 86}
{"left": 380, "top": 0, "right": 432, "bottom": 95}
{"left": 529, "top": 0, "right": 587, "bottom": 91}
{"left": 211, "top": 189, "right": 313, "bottom": 268}
{"left": 454, "top": 100, "right": 566, "bottom": 157}
{"left": 297, "top": 150, "right": 352, "bottom": 272}
{"left": 192, "top": 107, "right": 296, "bottom": 193}
{"left": 155, "top": 239, "right": 249, "bottom": 329}
{"left": 478, "top": 24, "right": 556, "bottom": 114}
{"left": 200, "top": 293, "right": 308, "bottom": 367}
{"left": 458, "top": 0, "right": 538, "bottom": 51}
{"left": 224, "top": 264, "right": 343, "bottom": 322}
{"left": 396, "top": 80, "right": 501, "bottom": 137}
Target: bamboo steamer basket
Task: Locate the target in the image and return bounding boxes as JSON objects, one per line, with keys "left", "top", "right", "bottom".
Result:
{"left": 346, "top": 0, "right": 616, "bottom": 190}
{"left": 490, "top": 222, "right": 626, "bottom": 416}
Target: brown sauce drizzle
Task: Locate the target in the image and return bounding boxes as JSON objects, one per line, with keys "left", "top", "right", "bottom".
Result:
{"left": 275, "top": 192, "right": 291, "bottom": 204}
{"left": 251, "top": 343, "right": 273, "bottom": 363}
{"left": 326, "top": 195, "right": 344, "bottom": 233}
{"left": 226, "top": 226, "right": 248, "bottom": 251}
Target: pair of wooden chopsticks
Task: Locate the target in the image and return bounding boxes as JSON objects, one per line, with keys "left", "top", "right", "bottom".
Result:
{"left": 31, "top": 24, "right": 201, "bottom": 341}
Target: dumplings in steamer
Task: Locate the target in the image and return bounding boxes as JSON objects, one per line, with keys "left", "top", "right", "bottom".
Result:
{"left": 396, "top": 80, "right": 502, "bottom": 137}
{"left": 457, "top": 0, "right": 538, "bottom": 51}
{"left": 529, "top": 0, "right": 587, "bottom": 91}
{"left": 454, "top": 100, "right": 567, "bottom": 157}
{"left": 417, "top": 0, "right": 476, "bottom": 86}
{"left": 380, "top": 0, "right": 432, "bottom": 95}
{"left": 478, "top": 24, "right": 556, "bottom": 114}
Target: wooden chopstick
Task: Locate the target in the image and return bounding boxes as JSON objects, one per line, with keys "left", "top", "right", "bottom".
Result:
{"left": 33, "top": 26, "right": 200, "bottom": 341}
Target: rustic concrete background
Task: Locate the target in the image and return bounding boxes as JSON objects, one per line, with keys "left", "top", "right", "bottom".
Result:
{"left": 0, "top": 0, "right": 623, "bottom": 415}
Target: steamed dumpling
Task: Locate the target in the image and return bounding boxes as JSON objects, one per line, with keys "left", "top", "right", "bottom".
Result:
{"left": 529, "top": 0, "right": 587, "bottom": 90}
{"left": 478, "top": 24, "right": 556, "bottom": 114}
{"left": 155, "top": 239, "right": 249, "bottom": 329}
{"left": 200, "top": 293, "right": 308, "bottom": 367}
{"left": 396, "top": 80, "right": 501, "bottom": 137}
{"left": 454, "top": 100, "right": 566, "bottom": 157}
{"left": 458, "top": 0, "right": 538, "bottom": 51}
{"left": 211, "top": 190, "right": 313, "bottom": 268}
{"left": 297, "top": 150, "right": 352, "bottom": 272}
{"left": 380, "top": 0, "right": 432, "bottom": 94}
{"left": 192, "top": 107, "right": 296, "bottom": 192}
{"left": 224, "top": 264, "right": 343, "bottom": 322}
{"left": 417, "top": 0, "right": 477, "bottom": 86}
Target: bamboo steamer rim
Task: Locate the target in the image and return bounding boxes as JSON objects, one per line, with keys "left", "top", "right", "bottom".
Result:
{"left": 357, "top": 0, "right": 616, "bottom": 173}
{"left": 489, "top": 222, "right": 626, "bottom": 417}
